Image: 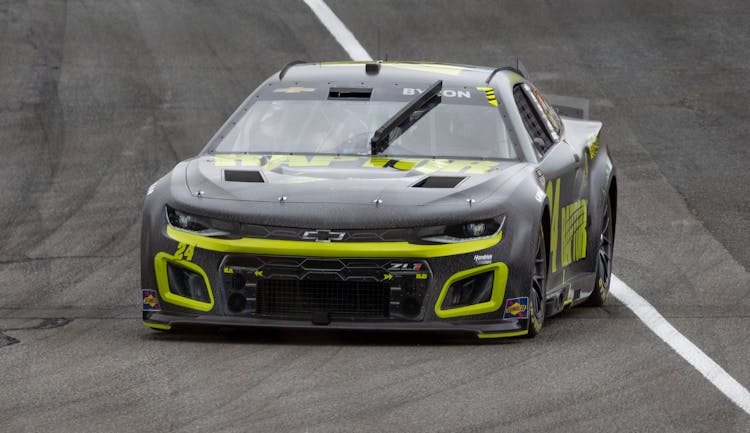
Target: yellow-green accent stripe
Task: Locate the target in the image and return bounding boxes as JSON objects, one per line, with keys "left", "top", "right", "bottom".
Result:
{"left": 166, "top": 226, "right": 501, "bottom": 258}
{"left": 477, "top": 330, "right": 528, "bottom": 339}
{"left": 154, "top": 251, "right": 215, "bottom": 312}
{"left": 143, "top": 322, "right": 172, "bottom": 331}
{"left": 434, "top": 263, "right": 508, "bottom": 318}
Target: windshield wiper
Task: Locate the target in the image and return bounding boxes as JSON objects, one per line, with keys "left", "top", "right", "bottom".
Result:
{"left": 370, "top": 79, "right": 442, "bottom": 155}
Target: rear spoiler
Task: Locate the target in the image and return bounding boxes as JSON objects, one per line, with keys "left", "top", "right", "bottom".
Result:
{"left": 546, "top": 94, "right": 590, "bottom": 120}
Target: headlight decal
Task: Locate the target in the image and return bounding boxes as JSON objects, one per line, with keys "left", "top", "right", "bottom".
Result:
{"left": 421, "top": 216, "right": 505, "bottom": 244}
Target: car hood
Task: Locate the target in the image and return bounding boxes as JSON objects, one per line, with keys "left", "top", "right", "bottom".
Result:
{"left": 184, "top": 154, "right": 525, "bottom": 208}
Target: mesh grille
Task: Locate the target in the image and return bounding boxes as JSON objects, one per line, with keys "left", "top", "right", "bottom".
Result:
{"left": 256, "top": 279, "right": 390, "bottom": 318}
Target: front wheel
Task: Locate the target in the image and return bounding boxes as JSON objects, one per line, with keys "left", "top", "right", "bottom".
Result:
{"left": 527, "top": 226, "right": 547, "bottom": 337}
{"left": 586, "top": 196, "right": 614, "bottom": 306}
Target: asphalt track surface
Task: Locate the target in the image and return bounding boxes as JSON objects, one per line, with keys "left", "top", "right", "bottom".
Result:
{"left": 0, "top": 1, "right": 748, "bottom": 432}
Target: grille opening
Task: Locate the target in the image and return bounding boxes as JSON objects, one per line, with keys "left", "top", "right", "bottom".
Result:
{"left": 441, "top": 271, "right": 494, "bottom": 310}
{"left": 166, "top": 263, "right": 210, "bottom": 302}
{"left": 224, "top": 170, "right": 264, "bottom": 183}
{"left": 256, "top": 279, "right": 389, "bottom": 318}
{"left": 412, "top": 176, "right": 465, "bottom": 188}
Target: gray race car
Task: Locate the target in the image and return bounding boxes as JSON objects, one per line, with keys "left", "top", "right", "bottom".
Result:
{"left": 140, "top": 61, "right": 616, "bottom": 339}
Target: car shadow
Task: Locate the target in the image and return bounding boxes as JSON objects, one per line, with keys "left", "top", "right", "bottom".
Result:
{"left": 142, "top": 325, "right": 527, "bottom": 347}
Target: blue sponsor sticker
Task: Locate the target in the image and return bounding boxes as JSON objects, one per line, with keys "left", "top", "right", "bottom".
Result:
{"left": 503, "top": 297, "right": 528, "bottom": 319}
{"left": 142, "top": 289, "right": 161, "bottom": 311}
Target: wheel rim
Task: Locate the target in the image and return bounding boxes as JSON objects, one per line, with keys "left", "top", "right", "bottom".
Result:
{"left": 598, "top": 201, "right": 614, "bottom": 289}
{"left": 531, "top": 230, "right": 546, "bottom": 323}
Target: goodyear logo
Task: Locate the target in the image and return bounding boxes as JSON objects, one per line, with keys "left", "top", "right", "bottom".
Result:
{"left": 503, "top": 297, "right": 528, "bottom": 319}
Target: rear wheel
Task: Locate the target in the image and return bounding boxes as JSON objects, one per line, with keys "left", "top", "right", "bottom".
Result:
{"left": 586, "top": 196, "right": 614, "bottom": 306}
{"left": 527, "top": 226, "right": 547, "bottom": 337}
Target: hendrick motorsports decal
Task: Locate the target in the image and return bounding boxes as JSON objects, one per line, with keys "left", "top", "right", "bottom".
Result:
{"left": 503, "top": 297, "right": 528, "bottom": 319}
{"left": 142, "top": 289, "right": 161, "bottom": 311}
{"left": 474, "top": 254, "right": 492, "bottom": 265}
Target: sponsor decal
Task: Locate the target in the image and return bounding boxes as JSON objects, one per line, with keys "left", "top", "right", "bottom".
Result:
{"left": 273, "top": 86, "right": 315, "bottom": 93}
{"left": 535, "top": 190, "right": 545, "bottom": 203}
{"left": 546, "top": 178, "right": 588, "bottom": 272}
{"left": 212, "top": 154, "right": 500, "bottom": 174}
{"left": 383, "top": 273, "right": 393, "bottom": 281}
{"left": 474, "top": 253, "right": 493, "bottom": 265}
{"left": 503, "top": 297, "right": 528, "bottom": 319}
{"left": 416, "top": 273, "right": 428, "bottom": 280}
{"left": 254, "top": 270, "right": 263, "bottom": 278}
{"left": 560, "top": 199, "right": 588, "bottom": 267}
{"left": 142, "top": 290, "right": 160, "bottom": 311}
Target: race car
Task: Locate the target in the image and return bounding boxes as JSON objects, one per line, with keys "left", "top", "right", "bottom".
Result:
{"left": 141, "top": 61, "right": 616, "bottom": 339}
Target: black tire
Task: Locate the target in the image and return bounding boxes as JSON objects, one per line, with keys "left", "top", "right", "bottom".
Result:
{"left": 527, "top": 225, "right": 547, "bottom": 337}
{"left": 586, "top": 195, "right": 614, "bottom": 306}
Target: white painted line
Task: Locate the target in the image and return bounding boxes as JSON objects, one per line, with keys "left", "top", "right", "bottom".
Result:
{"left": 610, "top": 275, "right": 750, "bottom": 414}
{"left": 305, "top": 0, "right": 750, "bottom": 416}
{"left": 303, "top": 0, "right": 373, "bottom": 61}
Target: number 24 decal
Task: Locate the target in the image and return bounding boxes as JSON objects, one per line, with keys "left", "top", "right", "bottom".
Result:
{"left": 174, "top": 242, "right": 195, "bottom": 261}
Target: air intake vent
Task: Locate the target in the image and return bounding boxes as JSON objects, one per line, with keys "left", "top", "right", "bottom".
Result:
{"left": 412, "top": 176, "right": 465, "bottom": 188}
{"left": 224, "top": 170, "right": 264, "bottom": 183}
{"left": 328, "top": 87, "right": 372, "bottom": 100}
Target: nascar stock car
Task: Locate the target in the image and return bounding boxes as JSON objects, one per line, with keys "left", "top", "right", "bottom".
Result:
{"left": 141, "top": 61, "right": 616, "bottom": 339}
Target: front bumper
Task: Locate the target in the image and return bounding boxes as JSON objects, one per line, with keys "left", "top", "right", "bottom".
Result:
{"left": 141, "top": 225, "right": 533, "bottom": 339}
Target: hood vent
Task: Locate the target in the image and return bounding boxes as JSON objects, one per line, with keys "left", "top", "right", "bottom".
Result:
{"left": 412, "top": 176, "right": 466, "bottom": 188}
{"left": 224, "top": 170, "right": 264, "bottom": 183}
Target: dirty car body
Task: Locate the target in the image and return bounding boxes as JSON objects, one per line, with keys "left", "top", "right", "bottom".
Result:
{"left": 141, "top": 61, "right": 617, "bottom": 338}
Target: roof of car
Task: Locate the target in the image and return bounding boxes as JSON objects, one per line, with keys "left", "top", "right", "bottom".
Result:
{"left": 278, "top": 61, "right": 523, "bottom": 87}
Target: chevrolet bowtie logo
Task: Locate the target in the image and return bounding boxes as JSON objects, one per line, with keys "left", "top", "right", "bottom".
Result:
{"left": 302, "top": 229, "right": 346, "bottom": 242}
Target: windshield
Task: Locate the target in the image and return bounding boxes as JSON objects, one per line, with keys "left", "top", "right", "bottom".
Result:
{"left": 213, "top": 95, "right": 517, "bottom": 160}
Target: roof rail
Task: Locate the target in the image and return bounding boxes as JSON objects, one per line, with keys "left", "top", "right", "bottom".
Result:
{"left": 278, "top": 60, "right": 306, "bottom": 80}
{"left": 485, "top": 66, "right": 525, "bottom": 83}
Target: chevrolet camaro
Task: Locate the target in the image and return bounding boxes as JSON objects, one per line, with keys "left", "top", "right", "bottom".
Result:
{"left": 141, "top": 61, "right": 616, "bottom": 339}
